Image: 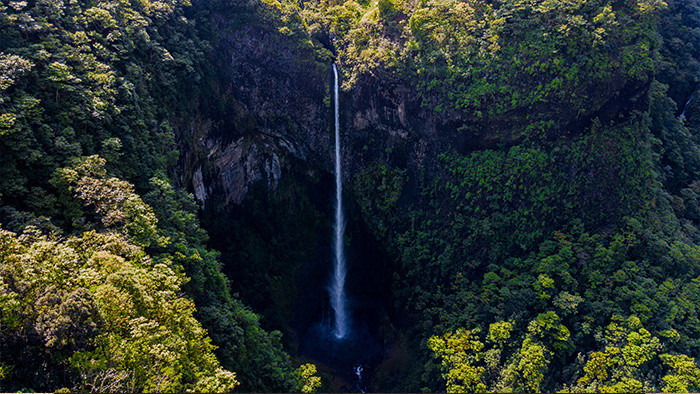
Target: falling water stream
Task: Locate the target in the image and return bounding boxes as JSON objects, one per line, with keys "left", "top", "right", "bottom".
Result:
{"left": 329, "top": 63, "right": 349, "bottom": 339}
{"left": 298, "top": 64, "right": 383, "bottom": 392}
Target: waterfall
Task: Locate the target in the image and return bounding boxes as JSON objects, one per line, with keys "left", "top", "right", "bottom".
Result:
{"left": 329, "top": 63, "right": 349, "bottom": 339}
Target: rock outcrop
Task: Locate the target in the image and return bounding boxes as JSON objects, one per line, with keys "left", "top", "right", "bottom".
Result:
{"left": 181, "top": 16, "right": 331, "bottom": 206}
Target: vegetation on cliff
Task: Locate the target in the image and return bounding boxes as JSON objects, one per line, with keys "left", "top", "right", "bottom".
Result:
{"left": 0, "top": 0, "right": 698, "bottom": 391}
{"left": 0, "top": 0, "right": 311, "bottom": 391}
{"left": 324, "top": 0, "right": 700, "bottom": 391}
{"left": 1, "top": 156, "right": 238, "bottom": 392}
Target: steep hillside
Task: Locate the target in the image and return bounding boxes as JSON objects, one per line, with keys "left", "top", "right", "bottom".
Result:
{"left": 0, "top": 0, "right": 699, "bottom": 391}
{"left": 178, "top": 0, "right": 700, "bottom": 391}
{"left": 0, "top": 0, "right": 308, "bottom": 391}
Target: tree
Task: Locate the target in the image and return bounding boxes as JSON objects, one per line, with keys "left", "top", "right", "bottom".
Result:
{"left": 0, "top": 225, "right": 239, "bottom": 392}
{"left": 53, "top": 155, "right": 164, "bottom": 247}
{"left": 661, "top": 354, "right": 700, "bottom": 393}
{"left": 294, "top": 363, "right": 322, "bottom": 393}
{"left": 428, "top": 329, "right": 487, "bottom": 393}
{"left": 429, "top": 313, "right": 571, "bottom": 392}
{"left": 573, "top": 315, "right": 664, "bottom": 393}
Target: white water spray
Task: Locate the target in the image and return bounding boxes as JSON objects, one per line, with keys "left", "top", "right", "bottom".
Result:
{"left": 355, "top": 365, "right": 365, "bottom": 393}
{"left": 329, "top": 64, "right": 349, "bottom": 339}
{"left": 680, "top": 94, "right": 695, "bottom": 119}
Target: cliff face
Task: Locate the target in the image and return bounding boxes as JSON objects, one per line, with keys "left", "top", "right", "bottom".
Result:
{"left": 181, "top": 49, "right": 470, "bottom": 208}
{"left": 181, "top": 39, "right": 650, "bottom": 211}
{"left": 345, "top": 73, "right": 456, "bottom": 173}
{"left": 181, "top": 10, "right": 331, "bottom": 206}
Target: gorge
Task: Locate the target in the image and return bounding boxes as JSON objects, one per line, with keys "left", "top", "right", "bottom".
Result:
{"left": 0, "top": 0, "right": 698, "bottom": 392}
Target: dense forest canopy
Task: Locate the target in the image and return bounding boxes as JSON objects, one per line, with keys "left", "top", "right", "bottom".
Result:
{"left": 0, "top": 0, "right": 699, "bottom": 391}
{"left": 0, "top": 0, "right": 315, "bottom": 391}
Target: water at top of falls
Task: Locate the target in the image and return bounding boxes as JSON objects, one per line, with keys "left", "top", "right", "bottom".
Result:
{"left": 330, "top": 63, "right": 349, "bottom": 339}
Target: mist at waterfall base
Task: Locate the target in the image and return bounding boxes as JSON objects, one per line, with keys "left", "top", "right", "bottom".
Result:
{"left": 298, "top": 228, "right": 386, "bottom": 392}
{"left": 295, "top": 171, "right": 391, "bottom": 391}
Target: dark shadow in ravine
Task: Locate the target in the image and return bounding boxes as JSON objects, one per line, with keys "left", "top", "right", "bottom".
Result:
{"left": 297, "top": 193, "right": 393, "bottom": 392}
